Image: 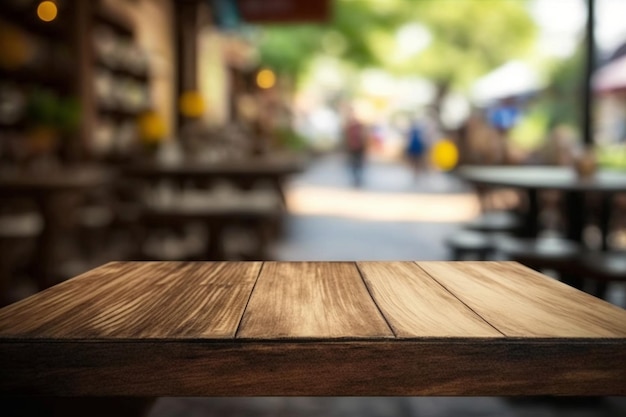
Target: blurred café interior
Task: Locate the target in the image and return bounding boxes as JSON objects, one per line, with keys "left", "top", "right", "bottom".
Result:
{"left": 0, "top": 0, "right": 625, "bottom": 314}
{"left": 0, "top": 0, "right": 310, "bottom": 305}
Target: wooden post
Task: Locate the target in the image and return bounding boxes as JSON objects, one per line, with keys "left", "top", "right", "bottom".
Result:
{"left": 74, "top": 0, "right": 94, "bottom": 162}
{"left": 175, "top": 0, "right": 201, "bottom": 130}
{"left": 583, "top": 0, "right": 596, "bottom": 146}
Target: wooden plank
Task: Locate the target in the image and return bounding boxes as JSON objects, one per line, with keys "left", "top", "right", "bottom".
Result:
{"left": 357, "top": 262, "right": 502, "bottom": 338}
{"left": 0, "top": 262, "right": 145, "bottom": 337}
{"left": 1, "top": 340, "right": 624, "bottom": 396}
{"left": 0, "top": 262, "right": 261, "bottom": 339}
{"left": 418, "top": 261, "right": 626, "bottom": 338}
{"left": 237, "top": 262, "right": 392, "bottom": 339}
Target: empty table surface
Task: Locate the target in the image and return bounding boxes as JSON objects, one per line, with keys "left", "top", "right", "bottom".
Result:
{"left": 457, "top": 165, "right": 626, "bottom": 241}
{"left": 456, "top": 165, "right": 626, "bottom": 192}
{"left": 0, "top": 261, "right": 625, "bottom": 396}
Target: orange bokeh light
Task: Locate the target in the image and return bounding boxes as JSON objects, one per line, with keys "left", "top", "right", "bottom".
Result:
{"left": 37, "top": 1, "right": 58, "bottom": 22}
{"left": 256, "top": 69, "right": 276, "bottom": 89}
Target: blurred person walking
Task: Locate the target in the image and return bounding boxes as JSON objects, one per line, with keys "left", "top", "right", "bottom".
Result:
{"left": 343, "top": 110, "right": 367, "bottom": 187}
{"left": 405, "top": 118, "right": 429, "bottom": 177}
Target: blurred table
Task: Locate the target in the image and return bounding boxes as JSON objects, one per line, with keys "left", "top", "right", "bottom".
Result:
{"left": 1, "top": 261, "right": 625, "bottom": 396}
{"left": 456, "top": 165, "right": 626, "bottom": 243}
{"left": 123, "top": 154, "right": 307, "bottom": 204}
{"left": 0, "top": 167, "right": 113, "bottom": 289}
{"left": 142, "top": 191, "right": 281, "bottom": 260}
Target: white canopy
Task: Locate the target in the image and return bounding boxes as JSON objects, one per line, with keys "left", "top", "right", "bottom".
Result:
{"left": 472, "top": 61, "right": 544, "bottom": 104}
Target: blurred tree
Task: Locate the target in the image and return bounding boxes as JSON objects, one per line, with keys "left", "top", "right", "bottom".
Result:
{"left": 257, "top": 0, "right": 406, "bottom": 76}
{"left": 544, "top": 43, "right": 584, "bottom": 130}
{"left": 256, "top": 0, "right": 537, "bottom": 125}
{"left": 395, "top": 0, "right": 536, "bottom": 125}
{"left": 257, "top": 25, "right": 325, "bottom": 76}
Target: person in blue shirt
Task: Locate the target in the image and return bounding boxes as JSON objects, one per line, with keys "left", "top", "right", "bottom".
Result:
{"left": 406, "top": 119, "right": 429, "bottom": 176}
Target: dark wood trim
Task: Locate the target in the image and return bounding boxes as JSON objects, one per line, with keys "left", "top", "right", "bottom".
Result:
{"left": 175, "top": 0, "right": 201, "bottom": 129}
{"left": 74, "top": 0, "right": 94, "bottom": 162}
{"left": 1, "top": 340, "right": 624, "bottom": 396}
{"left": 583, "top": 0, "right": 596, "bottom": 146}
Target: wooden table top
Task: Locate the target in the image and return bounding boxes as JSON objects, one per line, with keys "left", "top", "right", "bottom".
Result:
{"left": 1, "top": 261, "right": 625, "bottom": 396}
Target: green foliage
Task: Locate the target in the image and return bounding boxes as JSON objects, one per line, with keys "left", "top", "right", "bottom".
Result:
{"left": 26, "top": 90, "right": 58, "bottom": 127}
{"left": 258, "top": 25, "right": 324, "bottom": 76}
{"left": 543, "top": 43, "right": 585, "bottom": 129}
{"left": 273, "top": 126, "right": 309, "bottom": 150}
{"left": 26, "top": 90, "right": 81, "bottom": 133}
{"left": 256, "top": 0, "right": 414, "bottom": 76}
{"left": 510, "top": 103, "right": 550, "bottom": 150}
{"left": 403, "top": 0, "right": 536, "bottom": 89}
{"left": 596, "top": 143, "right": 626, "bottom": 170}
{"left": 255, "top": 0, "right": 537, "bottom": 92}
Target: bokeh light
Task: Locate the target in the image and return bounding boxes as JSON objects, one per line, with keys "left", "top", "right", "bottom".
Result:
{"left": 137, "top": 110, "right": 166, "bottom": 144}
{"left": 37, "top": 1, "right": 58, "bottom": 22}
{"left": 179, "top": 90, "right": 205, "bottom": 118}
{"left": 256, "top": 69, "right": 276, "bottom": 89}
{"left": 430, "top": 139, "right": 459, "bottom": 171}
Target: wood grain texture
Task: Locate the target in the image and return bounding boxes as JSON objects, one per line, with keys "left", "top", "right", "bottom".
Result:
{"left": 237, "top": 262, "right": 392, "bottom": 338}
{"left": 357, "top": 262, "right": 502, "bottom": 338}
{"left": 418, "top": 261, "right": 626, "bottom": 338}
{"left": 0, "top": 262, "right": 261, "bottom": 339}
{"left": 1, "top": 341, "right": 624, "bottom": 396}
{"left": 1, "top": 261, "right": 626, "bottom": 396}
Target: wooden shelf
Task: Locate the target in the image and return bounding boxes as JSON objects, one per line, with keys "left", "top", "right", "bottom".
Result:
{"left": 97, "top": 106, "right": 145, "bottom": 120}
{"left": 0, "top": 119, "right": 26, "bottom": 130}
{"left": 94, "top": 59, "right": 150, "bottom": 82}
{"left": 0, "top": 68, "right": 71, "bottom": 90}
{"left": 94, "top": 6, "right": 133, "bottom": 37}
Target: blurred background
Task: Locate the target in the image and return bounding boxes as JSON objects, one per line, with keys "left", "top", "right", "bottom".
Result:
{"left": 1, "top": 0, "right": 626, "bottom": 415}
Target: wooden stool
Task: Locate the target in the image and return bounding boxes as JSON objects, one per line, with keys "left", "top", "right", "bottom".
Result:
{"left": 497, "top": 235, "right": 582, "bottom": 287}
{"left": 0, "top": 213, "right": 42, "bottom": 305}
{"left": 465, "top": 210, "right": 522, "bottom": 234}
{"left": 141, "top": 203, "right": 280, "bottom": 261}
{"left": 579, "top": 252, "right": 626, "bottom": 300}
{"left": 445, "top": 230, "right": 494, "bottom": 260}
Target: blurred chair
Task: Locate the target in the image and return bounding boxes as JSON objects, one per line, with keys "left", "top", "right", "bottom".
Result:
{"left": 77, "top": 190, "right": 116, "bottom": 259}
{"left": 445, "top": 230, "right": 494, "bottom": 261}
{"left": 0, "top": 211, "right": 42, "bottom": 305}
{"left": 578, "top": 251, "right": 626, "bottom": 300}
{"left": 464, "top": 210, "right": 523, "bottom": 235}
{"left": 137, "top": 186, "right": 282, "bottom": 261}
{"left": 447, "top": 203, "right": 522, "bottom": 261}
{"left": 497, "top": 234, "right": 582, "bottom": 287}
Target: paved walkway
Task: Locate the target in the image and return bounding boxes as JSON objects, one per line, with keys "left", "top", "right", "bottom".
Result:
{"left": 273, "top": 153, "right": 478, "bottom": 261}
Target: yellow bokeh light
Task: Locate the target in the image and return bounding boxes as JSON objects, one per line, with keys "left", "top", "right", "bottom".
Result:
{"left": 430, "top": 139, "right": 459, "bottom": 171}
{"left": 37, "top": 1, "right": 58, "bottom": 22}
{"left": 137, "top": 111, "right": 166, "bottom": 144}
{"left": 179, "top": 90, "right": 205, "bottom": 118}
{"left": 256, "top": 69, "right": 276, "bottom": 89}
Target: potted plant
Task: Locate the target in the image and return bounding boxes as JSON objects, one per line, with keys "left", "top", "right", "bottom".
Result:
{"left": 24, "top": 90, "right": 80, "bottom": 159}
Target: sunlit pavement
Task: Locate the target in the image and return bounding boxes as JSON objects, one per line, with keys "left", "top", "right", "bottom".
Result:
{"left": 272, "top": 152, "right": 479, "bottom": 261}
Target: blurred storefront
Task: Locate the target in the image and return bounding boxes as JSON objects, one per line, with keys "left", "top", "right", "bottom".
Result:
{"left": 0, "top": 0, "right": 317, "bottom": 164}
